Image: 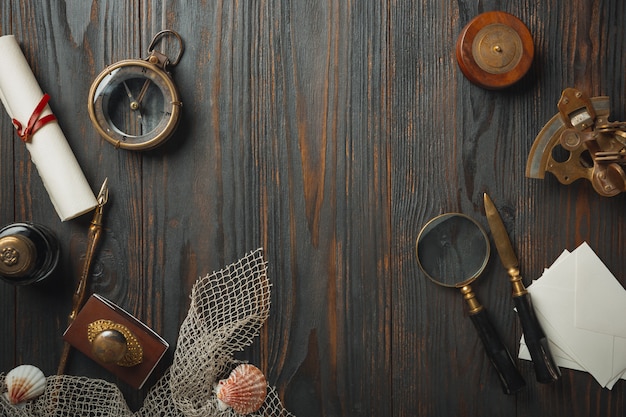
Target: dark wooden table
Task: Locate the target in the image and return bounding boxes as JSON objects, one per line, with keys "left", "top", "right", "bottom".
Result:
{"left": 1, "top": 1, "right": 626, "bottom": 416}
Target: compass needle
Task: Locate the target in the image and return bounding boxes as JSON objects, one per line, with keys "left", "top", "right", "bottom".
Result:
{"left": 136, "top": 79, "right": 151, "bottom": 105}
{"left": 122, "top": 81, "right": 135, "bottom": 101}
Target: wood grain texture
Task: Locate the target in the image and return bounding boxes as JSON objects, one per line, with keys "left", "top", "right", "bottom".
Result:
{"left": 0, "top": 0, "right": 625, "bottom": 415}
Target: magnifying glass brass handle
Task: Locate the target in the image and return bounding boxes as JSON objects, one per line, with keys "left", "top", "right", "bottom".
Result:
{"left": 513, "top": 293, "right": 561, "bottom": 383}
{"left": 469, "top": 308, "right": 526, "bottom": 394}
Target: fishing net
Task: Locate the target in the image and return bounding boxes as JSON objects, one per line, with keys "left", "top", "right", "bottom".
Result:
{"left": 0, "top": 248, "right": 294, "bottom": 417}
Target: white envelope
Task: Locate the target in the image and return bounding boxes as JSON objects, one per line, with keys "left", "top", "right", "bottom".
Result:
{"left": 518, "top": 242, "right": 626, "bottom": 389}
{"left": 519, "top": 335, "right": 626, "bottom": 387}
{"left": 575, "top": 245, "right": 626, "bottom": 338}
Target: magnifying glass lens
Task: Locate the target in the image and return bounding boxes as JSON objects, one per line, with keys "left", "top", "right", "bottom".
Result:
{"left": 416, "top": 214, "right": 489, "bottom": 287}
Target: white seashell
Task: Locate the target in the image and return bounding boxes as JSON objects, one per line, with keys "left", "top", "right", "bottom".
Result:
{"left": 4, "top": 365, "right": 46, "bottom": 405}
{"left": 214, "top": 364, "right": 267, "bottom": 414}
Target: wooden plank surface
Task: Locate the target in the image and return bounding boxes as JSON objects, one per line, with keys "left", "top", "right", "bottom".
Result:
{"left": 0, "top": 1, "right": 625, "bottom": 416}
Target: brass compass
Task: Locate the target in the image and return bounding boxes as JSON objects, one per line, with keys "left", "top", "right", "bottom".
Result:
{"left": 88, "top": 30, "right": 184, "bottom": 150}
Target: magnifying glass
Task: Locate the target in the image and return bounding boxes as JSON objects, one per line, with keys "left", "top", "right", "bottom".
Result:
{"left": 416, "top": 213, "right": 525, "bottom": 395}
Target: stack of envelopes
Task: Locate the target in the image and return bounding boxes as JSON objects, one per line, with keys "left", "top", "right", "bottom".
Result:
{"left": 518, "top": 242, "right": 626, "bottom": 389}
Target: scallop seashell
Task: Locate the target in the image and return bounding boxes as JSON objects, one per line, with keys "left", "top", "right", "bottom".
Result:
{"left": 4, "top": 365, "right": 46, "bottom": 405}
{"left": 214, "top": 364, "right": 267, "bottom": 414}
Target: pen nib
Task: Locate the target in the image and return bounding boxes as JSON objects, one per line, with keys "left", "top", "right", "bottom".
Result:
{"left": 97, "top": 178, "right": 109, "bottom": 207}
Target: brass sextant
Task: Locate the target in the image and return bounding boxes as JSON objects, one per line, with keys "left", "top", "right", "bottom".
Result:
{"left": 527, "top": 87, "right": 626, "bottom": 197}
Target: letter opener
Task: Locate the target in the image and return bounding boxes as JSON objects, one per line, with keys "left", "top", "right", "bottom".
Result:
{"left": 483, "top": 193, "right": 560, "bottom": 383}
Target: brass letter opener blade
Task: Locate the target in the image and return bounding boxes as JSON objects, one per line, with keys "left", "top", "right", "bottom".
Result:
{"left": 483, "top": 193, "right": 560, "bottom": 383}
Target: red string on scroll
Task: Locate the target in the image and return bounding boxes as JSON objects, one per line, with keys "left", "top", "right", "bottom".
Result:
{"left": 12, "top": 93, "right": 57, "bottom": 142}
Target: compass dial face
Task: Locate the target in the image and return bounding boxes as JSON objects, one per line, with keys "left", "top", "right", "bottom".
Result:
{"left": 88, "top": 59, "right": 181, "bottom": 150}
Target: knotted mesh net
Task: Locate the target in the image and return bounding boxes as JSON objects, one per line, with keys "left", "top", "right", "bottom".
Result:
{"left": 0, "top": 248, "right": 294, "bottom": 417}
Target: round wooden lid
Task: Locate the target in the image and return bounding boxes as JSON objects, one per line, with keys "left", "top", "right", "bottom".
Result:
{"left": 456, "top": 11, "right": 534, "bottom": 89}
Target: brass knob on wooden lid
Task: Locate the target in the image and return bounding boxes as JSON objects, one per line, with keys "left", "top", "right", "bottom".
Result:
{"left": 456, "top": 11, "right": 534, "bottom": 89}
{"left": 0, "top": 234, "right": 36, "bottom": 277}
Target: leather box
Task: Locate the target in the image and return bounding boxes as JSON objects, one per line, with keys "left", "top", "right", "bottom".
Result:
{"left": 62, "top": 293, "right": 169, "bottom": 389}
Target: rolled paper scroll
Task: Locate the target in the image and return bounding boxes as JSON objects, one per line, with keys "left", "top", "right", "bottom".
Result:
{"left": 0, "top": 35, "right": 96, "bottom": 221}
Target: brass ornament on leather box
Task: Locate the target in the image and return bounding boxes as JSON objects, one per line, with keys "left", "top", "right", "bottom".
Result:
{"left": 88, "top": 319, "right": 143, "bottom": 367}
{"left": 456, "top": 11, "right": 534, "bottom": 89}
